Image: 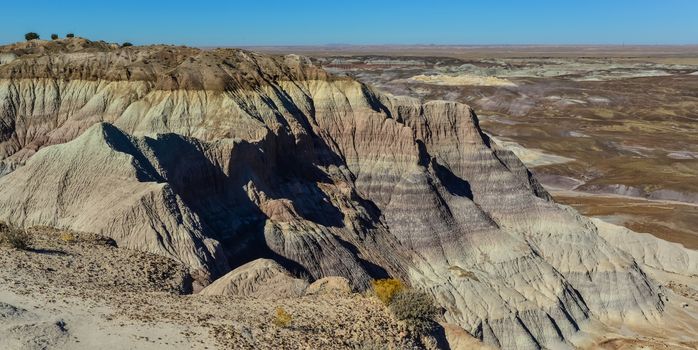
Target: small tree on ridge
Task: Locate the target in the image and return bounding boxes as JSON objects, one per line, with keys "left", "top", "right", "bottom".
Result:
{"left": 25, "top": 32, "right": 40, "bottom": 41}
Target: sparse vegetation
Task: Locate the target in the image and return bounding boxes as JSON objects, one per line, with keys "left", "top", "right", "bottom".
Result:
{"left": 372, "top": 278, "right": 404, "bottom": 305}
{"left": 372, "top": 278, "right": 440, "bottom": 335}
{"left": 60, "top": 231, "right": 76, "bottom": 243}
{"left": 24, "top": 32, "right": 40, "bottom": 41}
{"left": 66, "top": 33, "right": 75, "bottom": 38}
{"left": 388, "top": 289, "right": 439, "bottom": 334}
{"left": 272, "top": 307, "right": 292, "bottom": 328}
{"left": 51, "top": 34, "right": 59, "bottom": 40}
{"left": 0, "top": 223, "right": 31, "bottom": 250}
{"left": 122, "top": 42, "right": 133, "bottom": 47}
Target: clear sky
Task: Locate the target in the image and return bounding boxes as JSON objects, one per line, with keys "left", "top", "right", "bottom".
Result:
{"left": 1, "top": 0, "right": 697, "bottom": 46}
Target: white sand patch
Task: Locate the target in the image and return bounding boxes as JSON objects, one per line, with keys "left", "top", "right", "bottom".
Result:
{"left": 490, "top": 136, "right": 574, "bottom": 167}
{"left": 536, "top": 174, "right": 585, "bottom": 190}
{"left": 568, "top": 131, "right": 590, "bottom": 138}
{"left": 478, "top": 115, "right": 522, "bottom": 125}
{"left": 612, "top": 142, "right": 655, "bottom": 157}
{"left": 554, "top": 98, "right": 587, "bottom": 106}
{"left": 588, "top": 96, "right": 611, "bottom": 103}
{"left": 574, "top": 69, "right": 672, "bottom": 81}
{"left": 667, "top": 151, "right": 698, "bottom": 160}
{"left": 408, "top": 73, "right": 517, "bottom": 87}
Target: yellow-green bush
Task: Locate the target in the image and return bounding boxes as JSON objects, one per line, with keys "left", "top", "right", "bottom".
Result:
{"left": 272, "top": 307, "right": 292, "bottom": 328}
{"left": 60, "top": 231, "right": 76, "bottom": 243}
{"left": 372, "top": 278, "right": 404, "bottom": 305}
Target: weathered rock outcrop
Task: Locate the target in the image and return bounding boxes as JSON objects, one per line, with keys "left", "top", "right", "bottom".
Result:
{"left": 0, "top": 39, "right": 693, "bottom": 349}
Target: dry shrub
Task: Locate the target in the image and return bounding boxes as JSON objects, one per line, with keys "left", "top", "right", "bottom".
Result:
{"left": 372, "top": 278, "right": 404, "bottom": 305}
{"left": 60, "top": 231, "right": 76, "bottom": 243}
{"left": 272, "top": 307, "right": 292, "bottom": 328}
{"left": 389, "top": 289, "right": 439, "bottom": 335}
{"left": 0, "top": 223, "right": 31, "bottom": 250}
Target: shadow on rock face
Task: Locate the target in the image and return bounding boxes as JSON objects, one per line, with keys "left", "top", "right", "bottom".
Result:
{"left": 432, "top": 160, "right": 474, "bottom": 200}
{"left": 102, "top": 122, "right": 383, "bottom": 284}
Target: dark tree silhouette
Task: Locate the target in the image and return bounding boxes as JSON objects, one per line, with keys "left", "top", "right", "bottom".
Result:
{"left": 24, "top": 32, "right": 40, "bottom": 41}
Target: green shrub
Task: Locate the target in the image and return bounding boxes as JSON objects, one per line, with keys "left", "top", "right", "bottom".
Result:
{"left": 388, "top": 289, "right": 439, "bottom": 335}
{"left": 66, "top": 33, "right": 75, "bottom": 38}
{"left": 0, "top": 224, "right": 31, "bottom": 250}
{"left": 122, "top": 42, "right": 133, "bottom": 47}
{"left": 372, "top": 278, "right": 404, "bottom": 305}
{"left": 51, "top": 34, "right": 58, "bottom": 40}
{"left": 24, "top": 32, "right": 40, "bottom": 41}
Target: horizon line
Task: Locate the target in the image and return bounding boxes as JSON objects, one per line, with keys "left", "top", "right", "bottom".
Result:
{"left": 235, "top": 43, "right": 698, "bottom": 48}
{"left": 3, "top": 38, "right": 698, "bottom": 49}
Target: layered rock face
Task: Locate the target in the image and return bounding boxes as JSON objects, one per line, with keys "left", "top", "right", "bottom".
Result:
{"left": 0, "top": 39, "right": 683, "bottom": 348}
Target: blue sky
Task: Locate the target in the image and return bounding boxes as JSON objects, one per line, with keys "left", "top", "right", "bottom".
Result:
{"left": 1, "top": 0, "right": 697, "bottom": 46}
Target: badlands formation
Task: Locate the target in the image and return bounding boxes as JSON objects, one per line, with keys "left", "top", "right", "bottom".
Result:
{"left": 0, "top": 38, "right": 697, "bottom": 349}
{"left": 302, "top": 50, "right": 698, "bottom": 249}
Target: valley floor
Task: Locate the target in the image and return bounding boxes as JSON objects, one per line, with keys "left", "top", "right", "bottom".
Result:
{"left": 551, "top": 190, "right": 698, "bottom": 250}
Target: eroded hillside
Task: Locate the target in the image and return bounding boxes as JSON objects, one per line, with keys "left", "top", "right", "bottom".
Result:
{"left": 1, "top": 39, "right": 697, "bottom": 349}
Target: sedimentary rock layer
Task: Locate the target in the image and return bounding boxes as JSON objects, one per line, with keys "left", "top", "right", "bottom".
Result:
{"left": 0, "top": 39, "right": 689, "bottom": 349}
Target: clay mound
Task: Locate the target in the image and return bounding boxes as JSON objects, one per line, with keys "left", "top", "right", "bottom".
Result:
{"left": 305, "top": 277, "right": 353, "bottom": 296}
{"left": 200, "top": 259, "right": 309, "bottom": 298}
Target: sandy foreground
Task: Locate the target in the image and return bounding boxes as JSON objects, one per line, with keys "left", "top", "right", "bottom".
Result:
{"left": 0, "top": 228, "right": 425, "bottom": 350}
